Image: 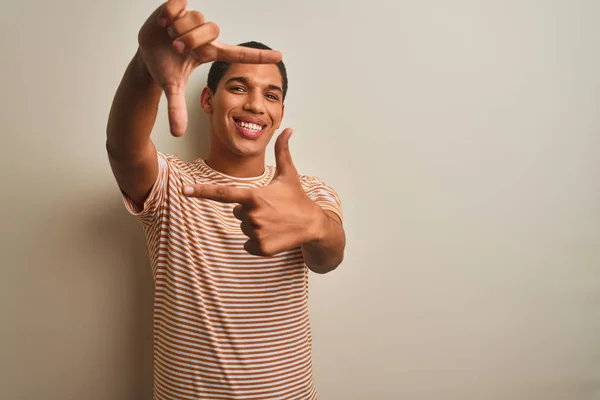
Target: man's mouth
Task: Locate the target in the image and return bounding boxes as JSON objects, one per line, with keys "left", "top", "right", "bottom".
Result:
{"left": 233, "top": 118, "right": 267, "bottom": 139}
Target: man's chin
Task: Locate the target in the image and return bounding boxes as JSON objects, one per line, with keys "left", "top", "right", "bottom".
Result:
{"left": 231, "top": 134, "right": 272, "bottom": 157}
{"left": 232, "top": 146, "right": 266, "bottom": 158}
{"left": 212, "top": 129, "right": 272, "bottom": 158}
{"left": 226, "top": 139, "right": 266, "bottom": 158}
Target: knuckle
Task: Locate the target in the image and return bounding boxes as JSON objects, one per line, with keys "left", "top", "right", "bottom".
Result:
{"left": 165, "top": 5, "right": 184, "bottom": 20}
{"left": 204, "top": 22, "right": 220, "bottom": 39}
{"left": 215, "top": 186, "right": 228, "bottom": 200}
{"left": 244, "top": 240, "right": 257, "bottom": 255}
{"left": 175, "top": 8, "right": 188, "bottom": 20}
{"left": 171, "top": 20, "right": 186, "bottom": 35}
{"left": 183, "top": 22, "right": 219, "bottom": 49}
{"left": 248, "top": 190, "right": 260, "bottom": 204}
{"left": 237, "top": 49, "right": 248, "bottom": 63}
{"left": 240, "top": 222, "right": 252, "bottom": 236}
{"left": 246, "top": 210, "right": 260, "bottom": 225}
{"left": 163, "top": 7, "right": 175, "bottom": 19}
{"left": 255, "top": 234, "right": 275, "bottom": 256}
{"left": 190, "top": 11, "right": 204, "bottom": 24}
{"left": 179, "top": 34, "right": 194, "bottom": 48}
{"left": 254, "top": 241, "right": 266, "bottom": 255}
{"left": 259, "top": 243, "right": 275, "bottom": 257}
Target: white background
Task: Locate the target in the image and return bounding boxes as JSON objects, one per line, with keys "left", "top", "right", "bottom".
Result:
{"left": 1, "top": 0, "right": 599, "bottom": 399}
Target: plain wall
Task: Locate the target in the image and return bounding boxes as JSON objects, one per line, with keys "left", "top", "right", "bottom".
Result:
{"left": 2, "top": 0, "right": 599, "bottom": 399}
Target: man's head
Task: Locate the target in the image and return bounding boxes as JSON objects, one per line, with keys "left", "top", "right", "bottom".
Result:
{"left": 208, "top": 41, "right": 288, "bottom": 101}
{"left": 200, "top": 41, "right": 288, "bottom": 159}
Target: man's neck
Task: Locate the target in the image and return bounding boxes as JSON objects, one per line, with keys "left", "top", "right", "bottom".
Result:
{"left": 205, "top": 139, "right": 266, "bottom": 178}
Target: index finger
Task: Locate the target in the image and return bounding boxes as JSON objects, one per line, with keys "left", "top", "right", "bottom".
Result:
{"left": 211, "top": 41, "right": 283, "bottom": 64}
{"left": 182, "top": 184, "right": 255, "bottom": 205}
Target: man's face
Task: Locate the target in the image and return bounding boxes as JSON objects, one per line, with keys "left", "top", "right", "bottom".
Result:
{"left": 202, "top": 63, "right": 285, "bottom": 158}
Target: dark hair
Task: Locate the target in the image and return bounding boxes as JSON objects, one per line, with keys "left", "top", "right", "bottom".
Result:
{"left": 207, "top": 41, "right": 288, "bottom": 101}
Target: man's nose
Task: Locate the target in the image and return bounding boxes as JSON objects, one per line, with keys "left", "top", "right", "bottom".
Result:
{"left": 242, "top": 91, "right": 266, "bottom": 114}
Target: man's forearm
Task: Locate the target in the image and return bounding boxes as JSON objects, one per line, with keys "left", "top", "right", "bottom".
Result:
{"left": 302, "top": 210, "right": 346, "bottom": 274}
{"left": 106, "top": 48, "right": 162, "bottom": 161}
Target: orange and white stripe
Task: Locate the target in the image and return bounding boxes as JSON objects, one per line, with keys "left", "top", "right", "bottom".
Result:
{"left": 122, "top": 152, "right": 342, "bottom": 400}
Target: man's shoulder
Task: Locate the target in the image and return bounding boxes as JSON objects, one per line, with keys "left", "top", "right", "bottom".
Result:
{"left": 295, "top": 172, "right": 338, "bottom": 193}
{"left": 297, "top": 173, "right": 323, "bottom": 185}
{"left": 158, "top": 152, "right": 205, "bottom": 176}
{"left": 158, "top": 151, "right": 187, "bottom": 166}
{"left": 261, "top": 164, "right": 325, "bottom": 187}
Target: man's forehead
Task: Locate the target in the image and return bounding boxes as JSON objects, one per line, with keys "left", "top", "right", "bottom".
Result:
{"left": 223, "top": 63, "right": 282, "bottom": 87}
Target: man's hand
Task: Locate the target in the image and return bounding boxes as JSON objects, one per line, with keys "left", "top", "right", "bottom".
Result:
{"left": 181, "top": 129, "right": 326, "bottom": 257}
{"left": 137, "top": 0, "right": 282, "bottom": 137}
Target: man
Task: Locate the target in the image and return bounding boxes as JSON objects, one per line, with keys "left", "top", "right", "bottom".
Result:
{"left": 106, "top": 1, "right": 346, "bottom": 399}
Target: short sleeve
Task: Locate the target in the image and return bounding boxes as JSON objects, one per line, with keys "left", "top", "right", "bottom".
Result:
{"left": 121, "top": 152, "right": 171, "bottom": 226}
{"left": 302, "top": 176, "right": 344, "bottom": 224}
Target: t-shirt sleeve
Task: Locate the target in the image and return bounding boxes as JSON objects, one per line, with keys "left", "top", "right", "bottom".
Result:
{"left": 120, "top": 151, "right": 171, "bottom": 226}
{"left": 304, "top": 176, "right": 344, "bottom": 223}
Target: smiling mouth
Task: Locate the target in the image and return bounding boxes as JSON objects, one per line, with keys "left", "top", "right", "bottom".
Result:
{"left": 233, "top": 118, "right": 267, "bottom": 138}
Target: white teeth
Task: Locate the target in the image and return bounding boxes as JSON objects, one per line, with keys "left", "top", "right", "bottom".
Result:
{"left": 237, "top": 120, "right": 263, "bottom": 132}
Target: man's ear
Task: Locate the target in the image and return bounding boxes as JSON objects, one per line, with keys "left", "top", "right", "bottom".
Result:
{"left": 200, "top": 87, "right": 214, "bottom": 114}
{"left": 275, "top": 104, "right": 285, "bottom": 129}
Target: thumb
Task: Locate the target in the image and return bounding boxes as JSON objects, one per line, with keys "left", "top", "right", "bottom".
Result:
{"left": 274, "top": 128, "right": 298, "bottom": 179}
{"left": 163, "top": 83, "right": 188, "bottom": 137}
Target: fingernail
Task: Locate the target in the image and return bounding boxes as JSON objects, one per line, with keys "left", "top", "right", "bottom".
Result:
{"left": 158, "top": 17, "right": 168, "bottom": 27}
{"left": 173, "top": 40, "right": 185, "bottom": 52}
{"left": 183, "top": 186, "right": 194, "bottom": 195}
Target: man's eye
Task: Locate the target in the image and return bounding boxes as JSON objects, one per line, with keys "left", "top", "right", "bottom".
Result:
{"left": 266, "top": 93, "right": 279, "bottom": 101}
{"left": 231, "top": 86, "right": 246, "bottom": 92}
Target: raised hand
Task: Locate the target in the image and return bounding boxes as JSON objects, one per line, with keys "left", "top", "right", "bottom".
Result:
{"left": 137, "top": 0, "right": 282, "bottom": 137}
{"left": 182, "top": 129, "right": 326, "bottom": 257}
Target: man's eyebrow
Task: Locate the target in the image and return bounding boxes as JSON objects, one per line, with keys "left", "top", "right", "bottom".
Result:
{"left": 225, "top": 76, "right": 282, "bottom": 93}
{"left": 225, "top": 76, "right": 250, "bottom": 86}
{"left": 267, "top": 84, "right": 283, "bottom": 93}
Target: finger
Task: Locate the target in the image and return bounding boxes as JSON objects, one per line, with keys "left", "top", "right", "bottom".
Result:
{"left": 244, "top": 240, "right": 259, "bottom": 256}
{"left": 240, "top": 220, "right": 254, "bottom": 238}
{"left": 274, "top": 128, "right": 298, "bottom": 178}
{"left": 168, "top": 10, "right": 204, "bottom": 38}
{"left": 173, "top": 22, "right": 220, "bottom": 54}
{"left": 210, "top": 41, "right": 283, "bottom": 64}
{"left": 233, "top": 204, "right": 245, "bottom": 221}
{"left": 244, "top": 240, "right": 269, "bottom": 257}
{"left": 160, "top": 0, "right": 188, "bottom": 26}
{"left": 183, "top": 184, "right": 255, "bottom": 205}
{"left": 163, "top": 84, "right": 188, "bottom": 137}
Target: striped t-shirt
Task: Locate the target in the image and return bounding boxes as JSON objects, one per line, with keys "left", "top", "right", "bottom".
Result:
{"left": 121, "top": 152, "right": 343, "bottom": 400}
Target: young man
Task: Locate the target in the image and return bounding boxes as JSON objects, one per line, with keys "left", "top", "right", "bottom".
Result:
{"left": 106, "top": 1, "right": 346, "bottom": 399}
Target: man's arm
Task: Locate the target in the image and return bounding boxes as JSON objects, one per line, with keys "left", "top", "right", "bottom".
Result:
{"left": 106, "top": 49, "right": 161, "bottom": 210}
{"left": 106, "top": 1, "right": 283, "bottom": 210}
{"left": 302, "top": 210, "right": 346, "bottom": 274}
